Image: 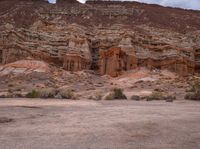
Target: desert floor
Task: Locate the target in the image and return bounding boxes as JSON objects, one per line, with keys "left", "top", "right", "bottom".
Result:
{"left": 0, "top": 99, "right": 200, "bottom": 149}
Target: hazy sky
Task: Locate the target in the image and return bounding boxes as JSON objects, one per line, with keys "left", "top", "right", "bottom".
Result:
{"left": 48, "top": 0, "right": 200, "bottom": 10}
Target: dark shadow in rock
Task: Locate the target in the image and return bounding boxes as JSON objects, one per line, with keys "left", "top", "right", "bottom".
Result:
{"left": 0, "top": 117, "right": 15, "bottom": 124}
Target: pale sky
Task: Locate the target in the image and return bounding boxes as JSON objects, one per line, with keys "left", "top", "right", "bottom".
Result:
{"left": 48, "top": 0, "right": 200, "bottom": 10}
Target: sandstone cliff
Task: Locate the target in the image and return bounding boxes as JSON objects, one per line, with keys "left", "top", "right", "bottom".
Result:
{"left": 0, "top": 0, "right": 200, "bottom": 76}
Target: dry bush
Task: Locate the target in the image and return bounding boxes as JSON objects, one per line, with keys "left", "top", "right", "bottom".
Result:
{"left": 131, "top": 95, "right": 141, "bottom": 101}
{"left": 146, "top": 91, "right": 164, "bottom": 101}
{"left": 105, "top": 88, "right": 127, "bottom": 100}
{"left": 185, "top": 93, "right": 200, "bottom": 101}
{"left": 26, "top": 90, "right": 40, "bottom": 98}
{"left": 39, "top": 88, "right": 56, "bottom": 99}
{"left": 59, "top": 89, "right": 74, "bottom": 99}
{"left": 185, "top": 81, "right": 200, "bottom": 101}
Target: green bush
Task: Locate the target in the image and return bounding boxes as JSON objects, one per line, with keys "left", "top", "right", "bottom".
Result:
{"left": 26, "top": 90, "right": 40, "bottom": 98}
{"left": 105, "top": 88, "right": 127, "bottom": 100}
{"left": 146, "top": 91, "right": 164, "bottom": 101}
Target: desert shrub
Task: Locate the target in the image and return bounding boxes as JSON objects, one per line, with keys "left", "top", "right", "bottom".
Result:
{"left": 1, "top": 92, "right": 13, "bottom": 98}
{"left": 105, "top": 88, "right": 127, "bottom": 100}
{"left": 146, "top": 91, "right": 164, "bottom": 101}
{"left": 185, "top": 92, "right": 200, "bottom": 101}
{"left": 185, "top": 82, "right": 200, "bottom": 101}
{"left": 54, "top": 94, "right": 62, "bottom": 99}
{"left": 39, "top": 88, "right": 56, "bottom": 99}
{"left": 187, "top": 82, "right": 200, "bottom": 93}
{"left": 113, "top": 88, "right": 127, "bottom": 99}
{"left": 59, "top": 89, "right": 74, "bottom": 99}
{"left": 26, "top": 90, "right": 40, "bottom": 98}
{"left": 131, "top": 95, "right": 141, "bottom": 101}
{"left": 164, "top": 95, "right": 176, "bottom": 102}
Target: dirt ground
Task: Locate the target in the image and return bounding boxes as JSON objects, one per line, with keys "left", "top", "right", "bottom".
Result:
{"left": 0, "top": 99, "right": 200, "bottom": 149}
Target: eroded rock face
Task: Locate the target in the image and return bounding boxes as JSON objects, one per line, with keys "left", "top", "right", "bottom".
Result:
{"left": 0, "top": 60, "right": 49, "bottom": 76}
{"left": 63, "top": 53, "right": 91, "bottom": 71}
{"left": 2, "top": 47, "right": 31, "bottom": 64}
{"left": 135, "top": 45, "right": 195, "bottom": 76}
{"left": 0, "top": 0, "right": 200, "bottom": 76}
{"left": 99, "top": 47, "right": 137, "bottom": 77}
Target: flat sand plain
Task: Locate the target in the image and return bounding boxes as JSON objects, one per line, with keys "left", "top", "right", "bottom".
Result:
{"left": 0, "top": 99, "right": 199, "bottom": 149}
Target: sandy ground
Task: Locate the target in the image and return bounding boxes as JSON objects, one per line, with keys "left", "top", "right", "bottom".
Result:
{"left": 0, "top": 99, "right": 200, "bottom": 149}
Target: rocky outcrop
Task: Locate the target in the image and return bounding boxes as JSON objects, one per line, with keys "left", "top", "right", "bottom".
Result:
{"left": 0, "top": 0, "right": 199, "bottom": 76}
{"left": 135, "top": 45, "right": 195, "bottom": 76}
{"left": 99, "top": 47, "right": 137, "bottom": 77}
{"left": 0, "top": 60, "right": 49, "bottom": 76}
{"left": 63, "top": 37, "right": 92, "bottom": 71}
{"left": 99, "top": 45, "right": 195, "bottom": 76}
{"left": 2, "top": 46, "right": 31, "bottom": 64}
{"left": 63, "top": 53, "right": 91, "bottom": 71}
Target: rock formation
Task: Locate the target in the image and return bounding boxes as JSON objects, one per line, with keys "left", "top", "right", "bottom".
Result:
{"left": 99, "top": 47, "right": 137, "bottom": 77}
{"left": 0, "top": 0, "right": 200, "bottom": 76}
{"left": 0, "top": 60, "right": 49, "bottom": 77}
{"left": 63, "top": 53, "right": 91, "bottom": 71}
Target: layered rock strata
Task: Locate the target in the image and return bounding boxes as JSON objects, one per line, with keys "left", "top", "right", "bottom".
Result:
{"left": 0, "top": 0, "right": 199, "bottom": 76}
{"left": 99, "top": 47, "right": 137, "bottom": 77}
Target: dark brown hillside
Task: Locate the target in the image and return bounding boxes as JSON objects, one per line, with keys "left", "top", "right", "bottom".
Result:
{"left": 0, "top": 0, "right": 200, "bottom": 33}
